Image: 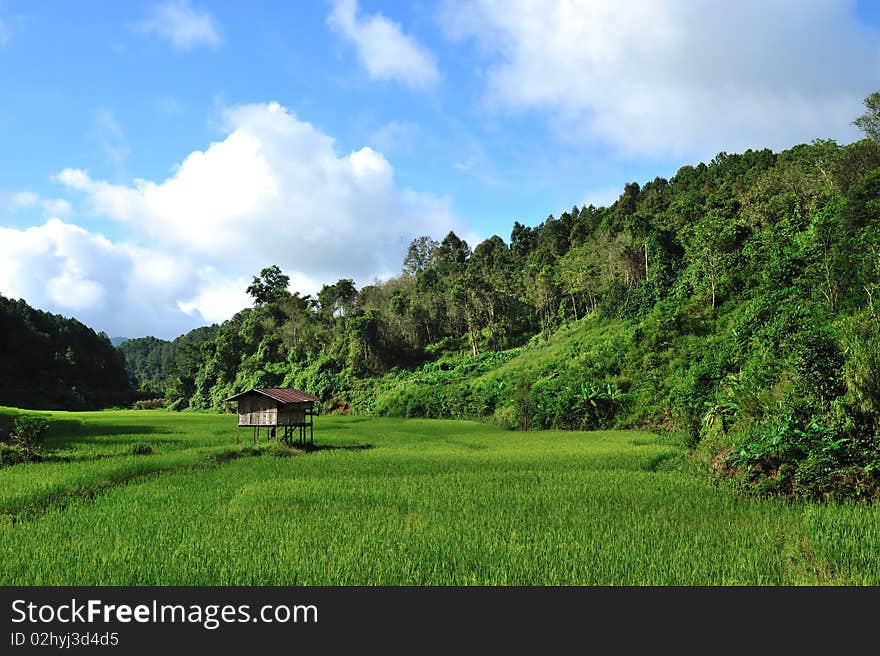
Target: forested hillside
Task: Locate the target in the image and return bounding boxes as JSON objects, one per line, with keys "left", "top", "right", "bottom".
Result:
{"left": 118, "top": 336, "right": 175, "bottom": 394}
{"left": 119, "top": 327, "right": 217, "bottom": 396}
{"left": 133, "top": 125, "right": 880, "bottom": 499}
{"left": 0, "top": 295, "right": 134, "bottom": 409}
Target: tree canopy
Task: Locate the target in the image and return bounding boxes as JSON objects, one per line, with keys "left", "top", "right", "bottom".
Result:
{"left": 246, "top": 265, "right": 290, "bottom": 306}
{"left": 854, "top": 90, "right": 880, "bottom": 143}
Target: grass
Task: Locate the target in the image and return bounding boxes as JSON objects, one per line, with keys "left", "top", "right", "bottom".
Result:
{"left": 1, "top": 408, "right": 878, "bottom": 585}
{"left": 0, "top": 407, "right": 265, "bottom": 520}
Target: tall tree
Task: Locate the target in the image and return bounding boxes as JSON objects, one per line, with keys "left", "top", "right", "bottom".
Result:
{"left": 318, "top": 279, "right": 358, "bottom": 320}
{"left": 402, "top": 236, "right": 440, "bottom": 275}
{"left": 436, "top": 231, "right": 471, "bottom": 270}
{"left": 854, "top": 90, "right": 880, "bottom": 143}
{"left": 246, "top": 265, "right": 290, "bottom": 306}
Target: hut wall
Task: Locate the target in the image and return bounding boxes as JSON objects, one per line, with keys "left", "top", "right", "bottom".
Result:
{"left": 278, "top": 404, "right": 308, "bottom": 426}
{"left": 237, "top": 394, "right": 278, "bottom": 426}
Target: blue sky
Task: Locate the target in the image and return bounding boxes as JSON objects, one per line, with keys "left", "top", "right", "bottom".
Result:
{"left": 1, "top": 0, "right": 879, "bottom": 339}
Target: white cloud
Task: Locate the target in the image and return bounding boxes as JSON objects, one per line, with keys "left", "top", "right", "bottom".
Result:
{"left": 177, "top": 269, "right": 251, "bottom": 324}
{"left": 55, "top": 101, "right": 463, "bottom": 328}
{"left": 134, "top": 0, "right": 222, "bottom": 51}
{"left": 1, "top": 192, "right": 73, "bottom": 219}
{"left": 55, "top": 169, "right": 90, "bottom": 189}
{"left": 328, "top": 0, "right": 439, "bottom": 89}
{"left": 46, "top": 273, "right": 106, "bottom": 311}
{"left": 441, "top": 0, "right": 880, "bottom": 158}
{"left": 16, "top": 102, "right": 465, "bottom": 338}
{"left": 0, "top": 219, "right": 247, "bottom": 338}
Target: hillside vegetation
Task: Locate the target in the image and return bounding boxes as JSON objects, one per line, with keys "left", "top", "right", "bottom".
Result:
{"left": 118, "top": 327, "right": 216, "bottom": 396}
{"left": 0, "top": 296, "right": 134, "bottom": 410}
{"left": 121, "top": 128, "right": 880, "bottom": 501}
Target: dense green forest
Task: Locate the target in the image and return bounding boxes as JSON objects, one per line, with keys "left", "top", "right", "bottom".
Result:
{"left": 119, "top": 328, "right": 216, "bottom": 396}
{"left": 0, "top": 295, "right": 134, "bottom": 410}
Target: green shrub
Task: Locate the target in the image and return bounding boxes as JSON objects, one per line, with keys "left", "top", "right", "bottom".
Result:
{"left": 8, "top": 416, "right": 49, "bottom": 456}
{"left": 512, "top": 377, "right": 535, "bottom": 430}
{"left": 724, "top": 410, "right": 880, "bottom": 500}
{"left": 492, "top": 403, "right": 521, "bottom": 430}
{"left": 0, "top": 415, "right": 48, "bottom": 466}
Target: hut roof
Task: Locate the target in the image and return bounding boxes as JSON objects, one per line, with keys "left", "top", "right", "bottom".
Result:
{"left": 225, "top": 388, "right": 317, "bottom": 404}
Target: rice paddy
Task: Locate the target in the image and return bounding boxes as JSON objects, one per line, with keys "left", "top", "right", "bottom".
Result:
{"left": 1, "top": 408, "right": 878, "bottom": 585}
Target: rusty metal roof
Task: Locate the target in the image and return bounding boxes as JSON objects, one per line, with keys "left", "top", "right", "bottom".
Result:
{"left": 225, "top": 388, "right": 317, "bottom": 404}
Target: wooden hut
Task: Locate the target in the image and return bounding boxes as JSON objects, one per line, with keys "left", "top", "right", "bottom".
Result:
{"left": 225, "top": 388, "right": 317, "bottom": 446}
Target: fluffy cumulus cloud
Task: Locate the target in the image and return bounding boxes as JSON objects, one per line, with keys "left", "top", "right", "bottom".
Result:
{"left": 0, "top": 219, "right": 238, "bottom": 338}
{"left": 442, "top": 0, "right": 880, "bottom": 158}
{"left": 43, "top": 101, "right": 461, "bottom": 336}
{"left": 134, "top": 0, "right": 222, "bottom": 51}
{"left": 328, "top": 0, "right": 440, "bottom": 89}
{"left": 58, "top": 101, "right": 458, "bottom": 281}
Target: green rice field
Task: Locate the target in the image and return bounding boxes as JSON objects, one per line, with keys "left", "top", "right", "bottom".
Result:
{"left": 1, "top": 407, "right": 878, "bottom": 585}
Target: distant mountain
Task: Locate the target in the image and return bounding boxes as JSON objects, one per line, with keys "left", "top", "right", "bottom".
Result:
{"left": 0, "top": 295, "right": 136, "bottom": 409}
{"left": 110, "top": 336, "right": 129, "bottom": 347}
